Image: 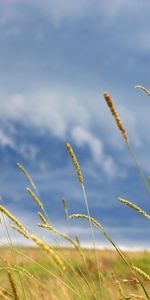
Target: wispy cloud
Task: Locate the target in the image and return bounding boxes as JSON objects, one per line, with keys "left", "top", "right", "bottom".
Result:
{"left": 71, "top": 126, "right": 116, "bottom": 176}
{"left": 0, "top": 129, "right": 15, "bottom": 148}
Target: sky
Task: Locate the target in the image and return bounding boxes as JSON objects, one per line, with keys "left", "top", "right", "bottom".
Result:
{"left": 0, "top": 0, "right": 150, "bottom": 249}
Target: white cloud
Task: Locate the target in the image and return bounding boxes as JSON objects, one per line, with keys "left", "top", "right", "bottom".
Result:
{"left": 0, "top": 87, "right": 118, "bottom": 175}
{"left": 0, "top": 124, "right": 38, "bottom": 159}
{"left": 71, "top": 126, "right": 103, "bottom": 161}
{"left": 0, "top": 88, "right": 91, "bottom": 138}
{"left": 71, "top": 126, "right": 116, "bottom": 176}
{"left": 0, "top": 86, "right": 149, "bottom": 175}
{"left": 0, "top": 129, "right": 15, "bottom": 148}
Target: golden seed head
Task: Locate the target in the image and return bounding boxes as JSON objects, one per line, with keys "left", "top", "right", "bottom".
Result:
{"left": 38, "top": 212, "right": 48, "bottom": 225}
{"left": 66, "top": 143, "right": 84, "bottom": 184}
{"left": 118, "top": 198, "right": 150, "bottom": 220}
{"left": 0, "top": 205, "right": 26, "bottom": 231}
{"left": 27, "top": 188, "right": 44, "bottom": 210}
{"left": 38, "top": 223, "right": 58, "bottom": 234}
{"left": 60, "top": 233, "right": 79, "bottom": 249}
{"left": 11, "top": 225, "right": 30, "bottom": 239}
{"left": 103, "top": 92, "right": 128, "bottom": 142}
{"left": 31, "top": 235, "right": 66, "bottom": 272}
{"left": 69, "top": 213, "right": 101, "bottom": 229}
{"left": 132, "top": 266, "right": 150, "bottom": 281}
{"left": 38, "top": 222, "right": 79, "bottom": 249}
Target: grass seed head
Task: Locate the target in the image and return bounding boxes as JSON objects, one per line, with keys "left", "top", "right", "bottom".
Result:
{"left": 38, "top": 212, "right": 48, "bottom": 224}
{"left": 118, "top": 198, "right": 150, "bottom": 220}
{"left": 11, "top": 225, "right": 30, "bottom": 239}
{"left": 132, "top": 266, "right": 150, "bottom": 281}
{"left": 27, "top": 188, "right": 44, "bottom": 210}
{"left": 0, "top": 205, "right": 26, "bottom": 231}
{"left": 31, "top": 235, "right": 66, "bottom": 272}
{"left": 66, "top": 143, "right": 84, "bottom": 184}
{"left": 17, "top": 162, "right": 37, "bottom": 191}
{"left": 103, "top": 92, "right": 128, "bottom": 142}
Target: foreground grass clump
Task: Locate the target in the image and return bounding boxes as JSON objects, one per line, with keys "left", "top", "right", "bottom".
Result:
{"left": 0, "top": 248, "right": 150, "bottom": 299}
{"left": 0, "top": 85, "right": 150, "bottom": 299}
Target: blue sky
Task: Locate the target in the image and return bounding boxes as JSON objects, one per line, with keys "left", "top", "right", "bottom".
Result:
{"left": 1, "top": 0, "right": 150, "bottom": 249}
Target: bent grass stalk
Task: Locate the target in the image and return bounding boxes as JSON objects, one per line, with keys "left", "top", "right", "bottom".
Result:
{"left": 27, "top": 188, "right": 54, "bottom": 231}
{"left": 27, "top": 241, "right": 88, "bottom": 299}
{"left": 37, "top": 224, "right": 98, "bottom": 299}
{"left": 31, "top": 234, "right": 66, "bottom": 272}
{"left": 69, "top": 213, "right": 130, "bottom": 267}
{"left": 36, "top": 204, "right": 91, "bottom": 297}
{"left": 60, "top": 198, "right": 93, "bottom": 298}
{"left": 37, "top": 223, "right": 98, "bottom": 300}
{"left": 29, "top": 235, "right": 88, "bottom": 298}
{"left": 118, "top": 198, "right": 150, "bottom": 220}
{"left": 0, "top": 238, "right": 81, "bottom": 299}
{"left": 0, "top": 239, "right": 82, "bottom": 300}
{"left": 69, "top": 214, "right": 150, "bottom": 299}
{"left": 38, "top": 223, "right": 79, "bottom": 249}
{"left": 135, "top": 85, "right": 150, "bottom": 96}
{"left": 60, "top": 197, "right": 98, "bottom": 299}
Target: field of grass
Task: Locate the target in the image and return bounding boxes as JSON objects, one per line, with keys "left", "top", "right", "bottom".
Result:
{"left": 0, "top": 247, "right": 150, "bottom": 299}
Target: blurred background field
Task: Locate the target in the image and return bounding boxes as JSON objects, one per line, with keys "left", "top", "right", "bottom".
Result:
{"left": 0, "top": 247, "right": 150, "bottom": 299}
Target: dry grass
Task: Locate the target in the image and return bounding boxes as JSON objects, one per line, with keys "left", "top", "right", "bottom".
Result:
{"left": 0, "top": 248, "right": 150, "bottom": 299}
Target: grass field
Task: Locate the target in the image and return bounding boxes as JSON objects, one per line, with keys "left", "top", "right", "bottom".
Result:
{"left": 0, "top": 247, "right": 150, "bottom": 299}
